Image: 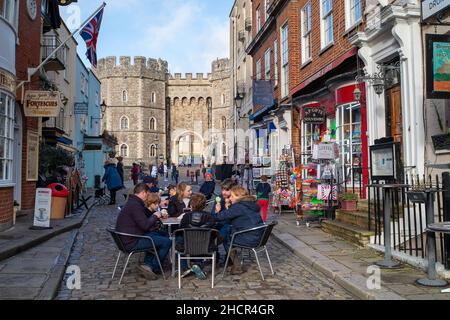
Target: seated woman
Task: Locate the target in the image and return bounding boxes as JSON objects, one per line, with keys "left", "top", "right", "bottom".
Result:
{"left": 177, "top": 193, "right": 223, "bottom": 279}
{"left": 214, "top": 186, "right": 264, "bottom": 274}
{"left": 168, "top": 183, "right": 192, "bottom": 217}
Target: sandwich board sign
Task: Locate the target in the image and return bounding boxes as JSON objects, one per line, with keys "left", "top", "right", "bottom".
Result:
{"left": 32, "top": 188, "right": 52, "bottom": 229}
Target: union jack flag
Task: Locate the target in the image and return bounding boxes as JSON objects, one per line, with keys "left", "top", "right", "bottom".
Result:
{"left": 80, "top": 8, "right": 104, "bottom": 68}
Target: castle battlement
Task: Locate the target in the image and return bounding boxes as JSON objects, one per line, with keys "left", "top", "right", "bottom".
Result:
{"left": 96, "top": 56, "right": 169, "bottom": 80}
{"left": 169, "top": 73, "right": 212, "bottom": 81}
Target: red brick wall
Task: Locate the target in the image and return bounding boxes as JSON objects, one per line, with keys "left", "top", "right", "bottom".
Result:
{"left": 0, "top": 188, "right": 14, "bottom": 230}
{"left": 15, "top": 0, "right": 42, "bottom": 210}
{"left": 292, "top": 0, "right": 362, "bottom": 90}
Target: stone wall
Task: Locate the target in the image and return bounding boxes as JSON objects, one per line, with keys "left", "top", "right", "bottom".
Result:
{"left": 97, "top": 56, "right": 232, "bottom": 166}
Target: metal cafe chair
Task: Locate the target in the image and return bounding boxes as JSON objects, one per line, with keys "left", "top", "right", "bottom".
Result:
{"left": 106, "top": 228, "right": 166, "bottom": 285}
{"left": 222, "top": 221, "right": 277, "bottom": 281}
{"left": 173, "top": 228, "right": 220, "bottom": 289}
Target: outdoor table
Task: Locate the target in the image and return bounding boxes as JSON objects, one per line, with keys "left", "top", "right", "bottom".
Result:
{"left": 161, "top": 217, "right": 181, "bottom": 277}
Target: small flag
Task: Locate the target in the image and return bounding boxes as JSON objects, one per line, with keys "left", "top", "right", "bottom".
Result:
{"left": 80, "top": 8, "right": 104, "bottom": 68}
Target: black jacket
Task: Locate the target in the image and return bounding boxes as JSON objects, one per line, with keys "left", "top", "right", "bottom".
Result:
{"left": 168, "top": 195, "right": 190, "bottom": 217}
{"left": 215, "top": 196, "right": 264, "bottom": 247}
{"left": 115, "top": 195, "right": 160, "bottom": 251}
{"left": 199, "top": 181, "right": 216, "bottom": 200}
{"left": 179, "top": 211, "right": 222, "bottom": 251}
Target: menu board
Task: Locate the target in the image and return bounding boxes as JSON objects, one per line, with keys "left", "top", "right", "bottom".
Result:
{"left": 26, "top": 131, "right": 39, "bottom": 181}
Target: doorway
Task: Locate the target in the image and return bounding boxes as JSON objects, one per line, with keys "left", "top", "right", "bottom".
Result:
{"left": 385, "top": 84, "right": 403, "bottom": 160}
{"left": 13, "top": 105, "right": 23, "bottom": 209}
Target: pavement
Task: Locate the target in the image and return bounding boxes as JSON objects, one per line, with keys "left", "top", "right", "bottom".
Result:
{"left": 0, "top": 177, "right": 449, "bottom": 300}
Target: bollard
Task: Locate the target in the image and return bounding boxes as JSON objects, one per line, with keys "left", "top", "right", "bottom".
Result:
{"left": 416, "top": 190, "right": 448, "bottom": 287}
{"left": 376, "top": 186, "right": 402, "bottom": 269}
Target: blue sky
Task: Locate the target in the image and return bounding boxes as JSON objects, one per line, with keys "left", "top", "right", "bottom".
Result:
{"left": 61, "top": 0, "right": 234, "bottom": 74}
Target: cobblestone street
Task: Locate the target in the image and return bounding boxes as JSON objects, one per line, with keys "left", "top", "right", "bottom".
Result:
{"left": 55, "top": 193, "right": 355, "bottom": 300}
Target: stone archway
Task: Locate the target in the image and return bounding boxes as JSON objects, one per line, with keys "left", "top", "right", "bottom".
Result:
{"left": 172, "top": 131, "right": 205, "bottom": 166}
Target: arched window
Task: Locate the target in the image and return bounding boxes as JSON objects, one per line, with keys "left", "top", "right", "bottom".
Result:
{"left": 149, "top": 117, "right": 157, "bottom": 131}
{"left": 151, "top": 92, "right": 156, "bottom": 103}
{"left": 222, "top": 143, "right": 227, "bottom": 156}
{"left": 120, "top": 144, "right": 128, "bottom": 157}
{"left": 221, "top": 116, "right": 227, "bottom": 130}
{"left": 150, "top": 144, "right": 157, "bottom": 157}
{"left": 122, "top": 90, "right": 128, "bottom": 102}
{"left": 120, "top": 116, "right": 129, "bottom": 130}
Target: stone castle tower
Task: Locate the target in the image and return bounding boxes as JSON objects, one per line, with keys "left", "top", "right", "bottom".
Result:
{"left": 96, "top": 56, "right": 231, "bottom": 167}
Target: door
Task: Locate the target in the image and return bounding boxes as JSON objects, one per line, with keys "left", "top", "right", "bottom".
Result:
{"left": 386, "top": 85, "right": 403, "bottom": 145}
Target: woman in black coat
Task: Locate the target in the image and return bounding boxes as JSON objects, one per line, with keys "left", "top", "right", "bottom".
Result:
{"left": 168, "top": 183, "right": 192, "bottom": 217}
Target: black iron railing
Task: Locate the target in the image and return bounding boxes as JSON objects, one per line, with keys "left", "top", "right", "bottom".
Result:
{"left": 368, "top": 174, "right": 448, "bottom": 267}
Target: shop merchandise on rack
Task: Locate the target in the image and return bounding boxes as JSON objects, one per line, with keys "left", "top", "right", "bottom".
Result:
{"left": 272, "top": 148, "right": 301, "bottom": 215}
{"left": 296, "top": 144, "right": 340, "bottom": 226}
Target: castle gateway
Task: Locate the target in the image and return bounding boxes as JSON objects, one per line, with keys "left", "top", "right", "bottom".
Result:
{"left": 96, "top": 56, "right": 232, "bottom": 167}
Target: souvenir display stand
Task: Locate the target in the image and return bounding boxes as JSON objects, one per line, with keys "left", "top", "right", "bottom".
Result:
{"left": 252, "top": 156, "right": 272, "bottom": 191}
{"left": 272, "top": 147, "right": 301, "bottom": 215}
{"left": 296, "top": 143, "right": 339, "bottom": 226}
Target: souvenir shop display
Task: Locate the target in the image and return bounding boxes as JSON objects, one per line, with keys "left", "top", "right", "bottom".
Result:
{"left": 272, "top": 147, "right": 301, "bottom": 214}
{"left": 297, "top": 143, "right": 340, "bottom": 226}
{"left": 252, "top": 156, "right": 272, "bottom": 190}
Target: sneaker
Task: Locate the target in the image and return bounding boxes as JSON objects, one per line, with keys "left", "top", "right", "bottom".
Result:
{"left": 191, "top": 265, "right": 207, "bottom": 280}
{"left": 181, "top": 269, "right": 193, "bottom": 279}
{"left": 137, "top": 264, "right": 158, "bottom": 280}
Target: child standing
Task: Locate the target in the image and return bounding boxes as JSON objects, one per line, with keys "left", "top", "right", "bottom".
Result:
{"left": 256, "top": 175, "right": 272, "bottom": 222}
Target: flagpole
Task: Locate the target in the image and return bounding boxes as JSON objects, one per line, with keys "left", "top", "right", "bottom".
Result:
{"left": 16, "top": 2, "right": 107, "bottom": 92}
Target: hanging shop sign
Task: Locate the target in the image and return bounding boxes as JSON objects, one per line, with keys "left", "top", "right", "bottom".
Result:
{"left": 422, "top": 0, "right": 450, "bottom": 21}
{"left": 303, "top": 107, "right": 326, "bottom": 124}
{"left": 33, "top": 188, "right": 52, "bottom": 229}
{"left": 426, "top": 34, "right": 450, "bottom": 99}
{"left": 253, "top": 80, "right": 274, "bottom": 107}
{"left": 74, "top": 103, "right": 89, "bottom": 115}
{"left": 24, "top": 90, "right": 61, "bottom": 117}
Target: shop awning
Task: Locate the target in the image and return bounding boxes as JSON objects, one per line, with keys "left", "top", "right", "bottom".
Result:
{"left": 250, "top": 104, "right": 276, "bottom": 121}
{"left": 268, "top": 122, "right": 277, "bottom": 133}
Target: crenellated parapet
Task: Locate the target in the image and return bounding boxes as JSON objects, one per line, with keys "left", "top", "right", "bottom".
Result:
{"left": 96, "top": 56, "right": 169, "bottom": 81}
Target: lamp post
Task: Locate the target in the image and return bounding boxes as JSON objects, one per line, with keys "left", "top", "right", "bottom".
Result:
{"left": 234, "top": 93, "right": 245, "bottom": 174}
{"left": 90, "top": 100, "right": 107, "bottom": 134}
{"left": 354, "top": 62, "right": 401, "bottom": 100}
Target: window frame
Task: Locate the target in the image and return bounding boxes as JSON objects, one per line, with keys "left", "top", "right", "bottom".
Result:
{"left": 120, "top": 144, "right": 129, "bottom": 157}
{"left": 280, "top": 23, "right": 289, "bottom": 98}
{"left": 345, "top": 0, "right": 362, "bottom": 31}
{"left": 274, "top": 40, "right": 278, "bottom": 87}
{"left": 120, "top": 116, "right": 129, "bottom": 130}
{"left": 256, "top": 6, "right": 261, "bottom": 32}
{"left": 0, "top": 92, "right": 15, "bottom": 185}
{"left": 122, "top": 90, "right": 128, "bottom": 103}
{"left": 301, "top": 2, "right": 312, "bottom": 64}
{"left": 150, "top": 144, "right": 157, "bottom": 158}
{"left": 256, "top": 58, "right": 262, "bottom": 81}
{"left": 320, "top": 0, "right": 334, "bottom": 49}
{"left": 149, "top": 117, "right": 157, "bottom": 131}
{"left": 265, "top": 48, "right": 271, "bottom": 81}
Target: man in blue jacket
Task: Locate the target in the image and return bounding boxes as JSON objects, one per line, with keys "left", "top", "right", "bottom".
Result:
{"left": 115, "top": 183, "right": 171, "bottom": 280}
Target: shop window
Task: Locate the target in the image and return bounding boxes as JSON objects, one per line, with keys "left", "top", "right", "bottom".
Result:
{"left": 0, "top": 92, "right": 14, "bottom": 183}
{"left": 301, "top": 123, "right": 322, "bottom": 174}
{"left": 336, "top": 102, "right": 362, "bottom": 184}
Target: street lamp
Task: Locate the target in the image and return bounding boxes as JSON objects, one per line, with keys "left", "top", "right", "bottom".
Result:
{"left": 154, "top": 137, "right": 159, "bottom": 168}
{"left": 234, "top": 93, "right": 245, "bottom": 173}
{"left": 355, "top": 62, "right": 401, "bottom": 98}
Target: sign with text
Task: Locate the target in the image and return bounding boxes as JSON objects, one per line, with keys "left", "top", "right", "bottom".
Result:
{"left": 0, "top": 70, "right": 15, "bottom": 92}
{"left": 33, "top": 189, "right": 52, "bottom": 228}
{"left": 422, "top": 0, "right": 450, "bottom": 21}
{"left": 426, "top": 34, "right": 450, "bottom": 99}
{"left": 24, "top": 90, "right": 61, "bottom": 117}
{"left": 303, "top": 107, "right": 326, "bottom": 124}
{"left": 26, "top": 131, "right": 39, "bottom": 181}
{"left": 313, "top": 143, "right": 338, "bottom": 160}
{"left": 74, "top": 103, "right": 89, "bottom": 115}
{"left": 253, "top": 80, "right": 274, "bottom": 107}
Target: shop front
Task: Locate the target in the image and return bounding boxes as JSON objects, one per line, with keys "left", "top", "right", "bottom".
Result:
{"left": 294, "top": 76, "right": 369, "bottom": 201}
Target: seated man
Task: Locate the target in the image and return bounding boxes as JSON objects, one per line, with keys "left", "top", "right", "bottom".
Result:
{"left": 115, "top": 183, "right": 171, "bottom": 280}
{"left": 199, "top": 173, "right": 216, "bottom": 200}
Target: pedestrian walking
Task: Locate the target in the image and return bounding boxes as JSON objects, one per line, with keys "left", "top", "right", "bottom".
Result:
{"left": 171, "top": 164, "right": 177, "bottom": 182}
{"left": 102, "top": 159, "right": 123, "bottom": 205}
{"left": 116, "top": 156, "right": 125, "bottom": 188}
{"left": 131, "top": 163, "right": 140, "bottom": 186}
{"left": 164, "top": 163, "right": 168, "bottom": 181}
{"left": 151, "top": 165, "right": 158, "bottom": 178}
{"left": 256, "top": 175, "right": 272, "bottom": 222}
